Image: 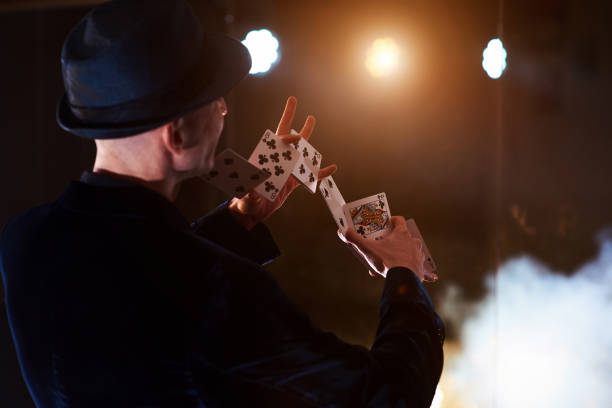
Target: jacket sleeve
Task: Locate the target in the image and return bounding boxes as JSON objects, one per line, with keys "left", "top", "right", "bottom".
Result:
{"left": 188, "top": 265, "right": 445, "bottom": 408}
{"left": 190, "top": 200, "right": 280, "bottom": 266}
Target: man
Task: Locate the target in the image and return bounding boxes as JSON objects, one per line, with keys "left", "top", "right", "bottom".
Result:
{"left": 0, "top": 0, "right": 444, "bottom": 407}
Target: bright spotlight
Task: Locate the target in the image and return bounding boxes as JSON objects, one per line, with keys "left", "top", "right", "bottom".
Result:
{"left": 431, "top": 387, "right": 444, "bottom": 408}
{"left": 241, "top": 29, "right": 279, "bottom": 75}
{"left": 482, "top": 38, "right": 507, "bottom": 79}
{"left": 365, "top": 37, "right": 400, "bottom": 78}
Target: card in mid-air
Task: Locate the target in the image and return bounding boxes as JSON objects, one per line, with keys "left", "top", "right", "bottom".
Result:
{"left": 202, "top": 148, "right": 271, "bottom": 199}
{"left": 290, "top": 133, "right": 323, "bottom": 193}
{"left": 248, "top": 129, "right": 300, "bottom": 201}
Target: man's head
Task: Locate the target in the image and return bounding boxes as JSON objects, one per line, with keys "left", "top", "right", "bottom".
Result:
{"left": 93, "top": 96, "right": 227, "bottom": 184}
{"left": 56, "top": 0, "right": 250, "bottom": 198}
{"left": 57, "top": 0, "right": 250, "bottom": 151}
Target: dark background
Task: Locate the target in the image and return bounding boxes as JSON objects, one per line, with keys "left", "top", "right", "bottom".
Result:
{"left": 2, "top": 0, "right": 611, "bottom": 406}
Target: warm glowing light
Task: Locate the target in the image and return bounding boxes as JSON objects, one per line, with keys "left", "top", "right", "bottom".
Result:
{"left": 365, "top": 38, "right": 400, "bottom": 77}
{"left": 242, "top": 29, "right": 279, "bottom": 75}
{"left": 482, "top": 38, "right": 507, "bottom": 79}
{"left": 431, "top": 387, "right": 444, "bottom": 408}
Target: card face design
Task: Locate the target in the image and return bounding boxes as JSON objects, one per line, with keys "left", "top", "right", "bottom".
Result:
{"left": 291, "top": 138, "right": 322, "bottom": 193}
{"left": 318, "top": 176, "right": 349, "bottom": 233}
{"left": 343, "top": 193, "right": 391, "bottom": 240}
{"left": 248, "top": 129, "right": 300, "bottom": 201}
{"left": 406, "top": 218, "right": 437, "bottom": 273}
{"left": 319, "top": 178, "right": 392, "bottom": 239}
{"left": 202, "top": 148, "right": 271, "bottom": 199}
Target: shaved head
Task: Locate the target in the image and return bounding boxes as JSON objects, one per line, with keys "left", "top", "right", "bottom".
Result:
{"left": 92, "top": 97, "right": 227, "bottom": 200}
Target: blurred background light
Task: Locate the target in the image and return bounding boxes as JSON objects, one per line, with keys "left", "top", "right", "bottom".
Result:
{"left": 482, "top": 38, "right": 507, "bottom": 79}
{"left": 431, "top": 387, "right": 444, "bottom": 408}
{"left": 241, "top": 29, "right": 279, "bottom": 75}
{"left": 365, "top": 37, "right": 400, "bottom": 77}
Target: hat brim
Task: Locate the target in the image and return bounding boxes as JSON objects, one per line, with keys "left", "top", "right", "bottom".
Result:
{"left": 57, "top": 32, "right": 251, "bottom": 139}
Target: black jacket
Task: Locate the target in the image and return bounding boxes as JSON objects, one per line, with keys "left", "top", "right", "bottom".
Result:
{"left": 0, "top": 173, "right": 444, "bottom": 407}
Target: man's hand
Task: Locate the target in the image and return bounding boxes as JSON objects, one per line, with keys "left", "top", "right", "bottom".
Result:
{"left": 229, "top": 96, "right": 337, "bottom": 230}
{"left": 339, "top": 216, "right": 439, "bottom": 283}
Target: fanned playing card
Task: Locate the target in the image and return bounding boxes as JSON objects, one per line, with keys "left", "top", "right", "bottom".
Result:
{"left": 406, "top": 218, "right": 438, "bottom": 273}
{"left": 202, "top": 148, "right": 271, "bottom": 199}
{"left": 248, "top": 129, "right": 300, "bottom": 201}
{"left": 291, "top": 135, "right": 322, "bottom": 193}
{"left": 343, "top": 193, "right": 391, "bottom": 240}
{"left": 318, "top": 176, "right": 349, "bottom": 234}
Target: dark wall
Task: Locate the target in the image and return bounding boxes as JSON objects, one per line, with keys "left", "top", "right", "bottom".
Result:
{"left": 0, "top": 8, "right": 93, "bottom": 407}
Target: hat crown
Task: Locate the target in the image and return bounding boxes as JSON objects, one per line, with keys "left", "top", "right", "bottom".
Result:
{"left": 61, "top": 0, "right": 205, "bottom": 108}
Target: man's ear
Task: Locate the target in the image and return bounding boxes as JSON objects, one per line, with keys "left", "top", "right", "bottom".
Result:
{"left": 161, "top": 118, "right": 185, "bottom": 155}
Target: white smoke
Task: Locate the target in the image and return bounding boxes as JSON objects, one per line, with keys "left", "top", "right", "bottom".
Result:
{"left": 445, "top": 231, "right": 612, "bottom": 408}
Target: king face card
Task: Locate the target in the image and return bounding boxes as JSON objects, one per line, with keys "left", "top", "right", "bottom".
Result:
{"left": 291, "top": 137, "right": 322, "bottom": 193}
{"left": 202, "top": 148, "right": 271, "bottom": 199}
{"left": 318, "top": 176, "right": 349, "bottom": 234}
{"left": 343, "top": 193, "right": 391, "bottom": 240}
{"left": 248, "top": 129, "right": 300, "bottom": 201}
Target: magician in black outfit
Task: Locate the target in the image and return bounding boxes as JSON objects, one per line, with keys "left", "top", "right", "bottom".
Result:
{"left": 0, "top": 1, "right": 445, "bottom": 407}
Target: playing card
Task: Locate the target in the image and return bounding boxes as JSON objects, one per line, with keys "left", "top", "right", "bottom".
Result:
{"left": 319, "top": 175, "right": 346, "bottom": 207}
{"left": 406, "top": 218, "right": 438, "bottom": 273}
{"left": 201, "top": 148, "right": 271, "bottom": 199}
{"left": 318, "top": 176, "right": 349, "bottom": 233}
{"left": 248, "top": 129, "right": 300, "bottom": 201}
{"left": 343, "top": 193, "right": 391, "bottom": 240}
{"left": 291, "top": 137, "right": 322, "bottom": 193}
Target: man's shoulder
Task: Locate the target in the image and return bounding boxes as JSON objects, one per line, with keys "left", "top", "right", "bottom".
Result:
{"left": 1, "top": 201, "right": 58, "bottom": 249}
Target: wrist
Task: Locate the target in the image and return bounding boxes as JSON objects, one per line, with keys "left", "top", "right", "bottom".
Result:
{"left": 228, "top": 198, "right": 257, "bottom": 230}
{"left": 387, "top": 262, "right": 423, "bottom": 280}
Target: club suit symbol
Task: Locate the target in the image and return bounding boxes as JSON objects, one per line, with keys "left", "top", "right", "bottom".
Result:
{"left": 266, "top": 139, "right": 276, "bottom": 149}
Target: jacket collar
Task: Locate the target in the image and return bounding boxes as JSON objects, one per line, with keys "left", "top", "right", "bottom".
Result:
{"left": 56, "top": 172, "right": 191, "bottom": 230}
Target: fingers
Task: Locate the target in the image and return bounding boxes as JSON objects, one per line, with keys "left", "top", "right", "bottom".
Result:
{"left": 339, "top": 228, "right": 368, "bottom": 251}
{"left": 299, "top": 115, "right": 316, "bottom": 140}
{"left": 390, "top": 216, "right": 409, "bottom": 233}
{"left": 344, "top": 228, "right": 372, "bottom": 253}
{"left": 414, "top": 238, "right": 423, "bottom": 251}
{"left": 233, "top": 191, "right": 263, "bottom": 215}
{"left": 337, "top": 228, "right": 362, "bottom": 246}
{"left": 276, "top": 97, "right": 315, "bottom": 146}
{"left": 275, "top": 175, "right": 300, "bottom": 204}
{"left": 279, "top": 134, "right": 301, "bottom": 145}
{"left": 276, "top": 96, "right": 297, "bottom": 136}
{"left": 279, "top": 114, "right": 314, "bottom": 145}
{"left": 318, "top": 164, "right": 337, "bottom": 180}
{"left": 344, "top": 228, "right": 363, "bottom": 245}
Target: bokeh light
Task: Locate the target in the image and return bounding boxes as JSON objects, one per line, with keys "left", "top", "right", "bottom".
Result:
{"left": 365, "top": 37, "right": 400, "bottom": 77}
{"left": 482, "top": 38, "right": 507, "bottom": 79}
{"left": 241, "top": 29, "right": 280, "bottom": 75}
{"left": 431, "top": 387, "right": 444, "bottom": 408}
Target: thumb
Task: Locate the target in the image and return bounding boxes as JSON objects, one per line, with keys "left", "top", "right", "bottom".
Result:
{"left": 345, "top": 228, "right": 367, "bottom": 248}
{"left": 390, "top": 216, "right": 408, "bottom": 233}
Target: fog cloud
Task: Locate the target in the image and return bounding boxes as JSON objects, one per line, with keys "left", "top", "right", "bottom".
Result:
{"left": 445, "top": 231, "right": 612, "bottom": 408}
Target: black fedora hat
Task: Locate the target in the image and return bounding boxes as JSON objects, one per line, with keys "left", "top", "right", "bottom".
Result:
{"left": 57, "top": 0, "right": 251, "bottom": 139}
